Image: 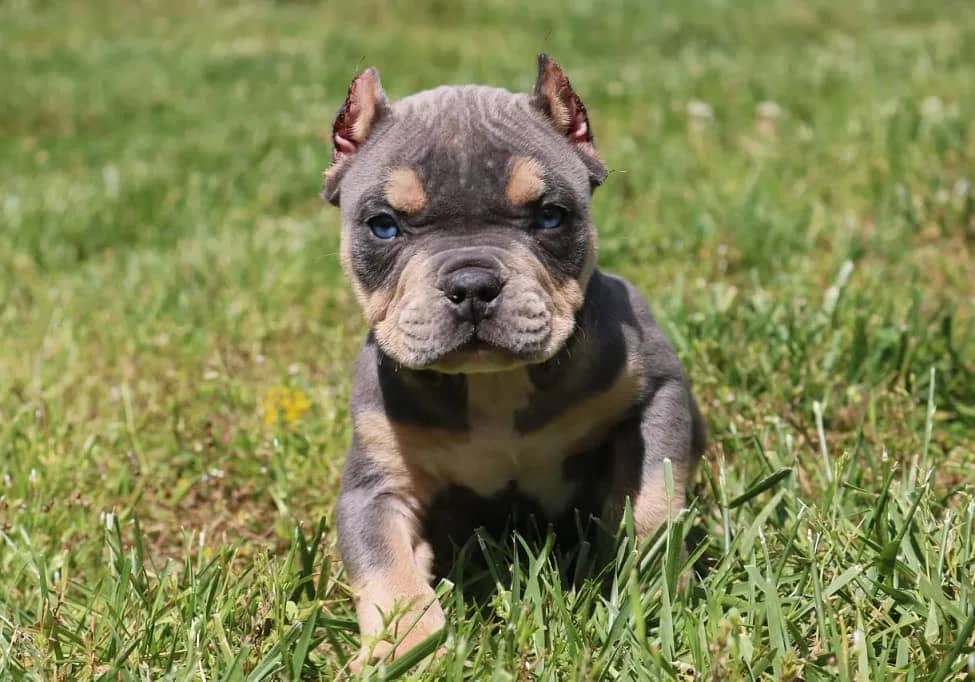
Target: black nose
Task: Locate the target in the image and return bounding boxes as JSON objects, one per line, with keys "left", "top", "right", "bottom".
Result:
{"left": 442, "top": 267, "right": 503, "bottom": 322}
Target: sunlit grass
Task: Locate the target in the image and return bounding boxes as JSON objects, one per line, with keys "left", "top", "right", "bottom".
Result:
{"left": 1, "top": 0, "right": 974, "bottom": 678}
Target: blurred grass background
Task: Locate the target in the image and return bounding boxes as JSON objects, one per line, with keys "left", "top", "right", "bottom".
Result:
{"left": 1, "top": 0, "right": 974, "bottom": 678}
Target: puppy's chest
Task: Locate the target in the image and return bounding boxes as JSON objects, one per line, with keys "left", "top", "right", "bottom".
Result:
{"left": 418, "top": 371, "right": 632, "bottom": 517}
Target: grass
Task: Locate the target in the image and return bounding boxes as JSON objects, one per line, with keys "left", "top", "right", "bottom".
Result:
{"left": 2, "top": 0, "right": 974, "bottom": 678}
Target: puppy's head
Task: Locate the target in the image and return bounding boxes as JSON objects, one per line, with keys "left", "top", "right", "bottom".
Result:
{"left": 324, "top": 55, "right": 607, "bottom": 373}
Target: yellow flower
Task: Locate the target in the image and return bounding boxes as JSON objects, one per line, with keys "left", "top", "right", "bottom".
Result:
{"left": 262, "top": 386, "right": 311, "bottom": 426}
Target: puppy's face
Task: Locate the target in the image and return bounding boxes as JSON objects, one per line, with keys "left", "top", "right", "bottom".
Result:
{"left": 325, "top": 56, "right": 607, "bottom": 372}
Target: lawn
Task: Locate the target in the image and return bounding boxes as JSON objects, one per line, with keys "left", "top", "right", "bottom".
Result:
{"left": 2, "top": 0, "right": 974, "bottom": 678}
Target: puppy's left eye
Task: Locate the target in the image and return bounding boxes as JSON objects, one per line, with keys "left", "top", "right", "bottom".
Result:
{"left": 535, "top": 204, "right": 566, "bottom": 230}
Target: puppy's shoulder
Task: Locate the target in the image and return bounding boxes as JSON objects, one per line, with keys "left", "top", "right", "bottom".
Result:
{"left": 589, "top": 269, "right": 685, "bottom": 384}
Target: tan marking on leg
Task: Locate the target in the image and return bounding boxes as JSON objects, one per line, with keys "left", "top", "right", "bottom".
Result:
{"left": 632, "top": 461, "right": 687, "bottom": 537}
{"left": 385, "top": 167, "right": 427, "bottom": 214}
{"left": 350, "top": 508, "right": 445, "bottom": 670}
{"left": 607, "top": 458, "right": 688, "bottom": 539}
{"left": 506, "top": 156, "right": 546, "bottom": 206}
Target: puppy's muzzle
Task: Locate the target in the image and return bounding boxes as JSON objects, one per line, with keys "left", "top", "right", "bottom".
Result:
{"left": 436, "top": 253, "right": 506, "bottom": 324}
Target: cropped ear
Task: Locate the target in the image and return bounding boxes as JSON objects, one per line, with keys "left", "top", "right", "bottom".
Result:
{"left": 531, "top": 54, "right": 608, "bottom": 188}
{"left": 322, "top": 67, "right": 390, "bottom": 205}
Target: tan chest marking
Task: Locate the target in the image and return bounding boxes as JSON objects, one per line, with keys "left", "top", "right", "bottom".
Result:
{"left": 356, "top": 363, "right": 642, "bottom": 518}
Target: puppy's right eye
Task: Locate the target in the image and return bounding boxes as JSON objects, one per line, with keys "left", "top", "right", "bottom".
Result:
{"left": 367, "top": 213, "right": 400, "bottom": 240}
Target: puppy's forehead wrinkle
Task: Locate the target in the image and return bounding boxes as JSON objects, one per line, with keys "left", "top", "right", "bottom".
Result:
{"left": 391, "top": 86, "right": 583, "bottom": 179}
{"left": 392, "top": 86, "right": 529, "bottom": 131}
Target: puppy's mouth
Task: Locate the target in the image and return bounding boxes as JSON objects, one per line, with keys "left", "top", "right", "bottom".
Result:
{"left": 427, "top": 335, "right": 537, "bottom": 374}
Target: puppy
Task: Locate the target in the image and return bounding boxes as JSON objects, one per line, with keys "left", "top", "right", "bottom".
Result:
{"left": 323, "top": 55, "right": 706, "bottom": 667}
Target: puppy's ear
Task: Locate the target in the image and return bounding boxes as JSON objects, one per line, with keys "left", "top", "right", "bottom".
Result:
{"left": 323, "top": 67, "right": 390, "bottom": 205}
{"left": 531, "top": 54, "right": 608, "bottom": 188}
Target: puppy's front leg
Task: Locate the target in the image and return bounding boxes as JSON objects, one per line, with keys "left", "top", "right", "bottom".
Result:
{"left": 606, "top": 379, "right": 705, "bottom": 539}
{"left": 336, "top": 448, "right": 444, "bottom": 669}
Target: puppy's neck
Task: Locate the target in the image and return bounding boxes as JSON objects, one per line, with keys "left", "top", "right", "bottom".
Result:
{"left": 464, "top": 368, "right": 535, "bottom": 423}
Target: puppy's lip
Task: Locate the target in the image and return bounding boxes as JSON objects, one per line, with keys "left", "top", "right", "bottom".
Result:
{"left": 426, "top": 337, "right": 531, "bottom": 374}
{"left": 442, "top": 337, "right": 516, "bottom": 361}
{"left": 462, "top": 338, "right": 503, "bottom": 352}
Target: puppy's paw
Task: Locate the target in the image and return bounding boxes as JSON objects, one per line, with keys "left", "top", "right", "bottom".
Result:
{"left": 349, "top": 601, "right": 446, "bottom": 674}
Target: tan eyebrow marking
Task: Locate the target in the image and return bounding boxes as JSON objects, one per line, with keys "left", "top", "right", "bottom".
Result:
{"left": 385, "top": 167, "right": 428, "bottom": 214}
{"left": 506, "top": 156, "right": 546, "bottom": 206}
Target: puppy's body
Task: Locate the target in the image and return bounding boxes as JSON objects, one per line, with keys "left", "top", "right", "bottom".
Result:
{"left": 341, "top": 269, "right": 703, "bottom": 564}
{"left": 324, "top": 57, "right": 705, "bottom": 666}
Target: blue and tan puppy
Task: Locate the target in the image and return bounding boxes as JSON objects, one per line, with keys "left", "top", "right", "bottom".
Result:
{"left": 324, "top": 55, "right": 706, "bottom": 666}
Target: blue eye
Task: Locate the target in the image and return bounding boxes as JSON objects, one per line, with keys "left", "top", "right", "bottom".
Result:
{"left": 367, "top": 213, "right": 399, "bottom": 240}
{"left": 536, "top": 205, "right": 566, "bottom": 230}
